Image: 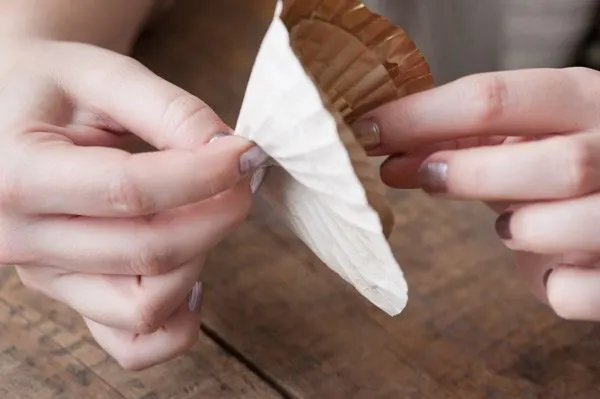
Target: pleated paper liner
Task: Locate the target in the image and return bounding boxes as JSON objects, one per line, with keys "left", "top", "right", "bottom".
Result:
{"left": 327, "top": 102, "right": 396, "bottom": 237}
{"left": 281, "top": 0, "right": 434, "bottom": 123}
{"left": 280, "top": 0, "right": 433, "bottom": 236}
{"left": 235, "top": 0, "right": 418, "bottom": 315}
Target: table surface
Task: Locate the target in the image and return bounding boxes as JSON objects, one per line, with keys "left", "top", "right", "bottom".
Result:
{"left": 2, "top": 1, "right": 600, "bottom": 398}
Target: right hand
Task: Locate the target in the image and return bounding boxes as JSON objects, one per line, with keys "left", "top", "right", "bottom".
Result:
{"left": 0, "top": 39, "right": 267, "bottom": 370}
{"left": 356, "top": 68, "right": 600, "bottom": 323}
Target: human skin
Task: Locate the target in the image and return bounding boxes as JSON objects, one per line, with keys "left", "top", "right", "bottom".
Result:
{"left": 0, "top": 0, "right": 267, "bottom": 370}
{"left": 354, "top": 67, "right": 600, "bottom": 322}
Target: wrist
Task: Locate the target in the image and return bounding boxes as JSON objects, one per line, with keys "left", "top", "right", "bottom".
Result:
{"left": 0, "top": 0, "right": 157, "bottom": 54}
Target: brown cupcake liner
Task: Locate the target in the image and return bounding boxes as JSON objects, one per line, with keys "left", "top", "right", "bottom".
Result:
{"left": 279, "top": 0, "right": 434, "bottom": 237}
{"left": 282, "top": 0, "right": 434, "bottom": 122}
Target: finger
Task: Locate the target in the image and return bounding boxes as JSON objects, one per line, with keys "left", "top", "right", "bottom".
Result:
{"left": 64, "top": 108, "right": 132, "bottom": 147}
{"left": 52, "top": 42, "right": 230, "bottom": 150}
{"left": 492, "top": 195, "right": 600, "bottom": 254}
{"left": 60, "top": 126, "right": 133, "bottom": 148}
{"left": 355, "top": 67, "right": 600, "bottom": 154}
{"left": 2, "top": 44, "right": 227, "bottom": 150}
{"left": 546, "top": 266, "right": 600, "bottom": 322}
{"left": 25, "top": 181, "right": 251, "bottom": 274}
{"left": 410, "top": 133, "right": 600, "bottom": 200}
{"left": 10, "top": 131, "right": 265, "bottom": 216}
{"left": 0, "top": 73, "right": 71, "bottom": 132}
{"left": 515, "top": 251, "right": 600, "bottom": 308}
{"left": 16, "top": 258, "right": 203, "bottom": 333}
{"left": 0, "top": 70, "right": 128, "bottom": 146}
{"left": 85, "top": 301, "right": 202, "bottom": 371}
{"left": 70, "top": 108, "right": 129, "bottom": 136}
{"left": 379, "top": 136, "right": 506, "bottom": 188}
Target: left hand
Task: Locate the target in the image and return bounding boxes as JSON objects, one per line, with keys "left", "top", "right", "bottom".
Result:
{"left": 353, "top": 67, "right": 600, "bottom": 322}
{"left": 0, "top": 40, "right": 258, "bottom": 371}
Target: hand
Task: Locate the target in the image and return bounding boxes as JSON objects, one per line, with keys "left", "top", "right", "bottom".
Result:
{"left": 0, "top": 40, "right": 267, "bottom": 370}
{"left": 353, "top": 67, "right": 600, "bottom": 322}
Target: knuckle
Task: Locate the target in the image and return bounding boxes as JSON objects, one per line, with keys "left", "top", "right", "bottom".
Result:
{"left": 108, "top": 173, "right": 153, "bottom": 215}
{"left": 466, "top": 75, "right": 509, "bottom": 124}
{"left": 130, "top": 241, "right": 176, "bottom": 276}
{"left": 133, "top": 294, "right": 162, "bottom": 334}
{"left": 558, "top": 138, "right": 596, "bottom": 196}
{"left": 161, "top": 92, "right": 220, "bottom": 146}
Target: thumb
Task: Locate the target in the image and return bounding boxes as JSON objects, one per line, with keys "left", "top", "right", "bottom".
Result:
{"left": 56, "top": 42, "right": 229, "bottom": 150}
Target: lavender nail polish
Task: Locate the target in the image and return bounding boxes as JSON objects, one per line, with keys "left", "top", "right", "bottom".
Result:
{"left": 418, "top": 161, "right": 449, "bottom": 194}
{"left": 240, "top": 145, "right": 269, "bottom": 175}
{"left": 351, "top": 119, "right": 381, "bottom": 150}
{"left": 188, "top": 282, "right": 203, "bottom": 313}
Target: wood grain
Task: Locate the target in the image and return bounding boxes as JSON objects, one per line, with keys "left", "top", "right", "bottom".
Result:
{"left": 135, "top": 1, "right": 600, "bottom": 398}
{"left": 0, "top": 268, "right": 282, "bottom": 399}
{"left": 200, "top": 195, "right": 600, "bottom": 398}
{"left": 2, "top": 0, "right": 600, "bottom": 398}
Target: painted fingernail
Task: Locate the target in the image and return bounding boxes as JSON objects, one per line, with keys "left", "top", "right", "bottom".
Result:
{"left": 208, "top": 131, "right": 231, "bottom": 143}
{"left": 418, "top": 161, "right": 448, "bottom": 194}
{"left": 494, "top": 211, "right": 513, "bottom": 240}
{"left": 351, "top": 119, "right": 381, "bottom": 150}
{"left": 188, "top": 282, "right": 203, "bottom": 313}
{"left": 240, "top": 144, "right": 269, "bottom": 175}
{"left": 249, "top": 166, "right": 267, "bottom": 194}
{"left": 543, "top": 269, "right": 553, "bottom": 288}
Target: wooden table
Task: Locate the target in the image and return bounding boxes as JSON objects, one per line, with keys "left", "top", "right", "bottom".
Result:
{"left": 2, "top": 1, "right": 600, "bottom": 398}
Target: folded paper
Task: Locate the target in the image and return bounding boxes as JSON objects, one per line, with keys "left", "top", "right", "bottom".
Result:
{"left": 235, "top": 0, "right": 433, "bottom": 316}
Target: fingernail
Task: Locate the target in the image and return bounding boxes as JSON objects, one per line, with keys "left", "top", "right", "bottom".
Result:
{"left": 240, "top": 144, "right": 269, "bottom": 175}
{"left": 495, "top": 211, "right": 513, "bottom": 240}
{"left": 351, "top": 119, "right": 381, "bottom": 150}
{"left": 418, "top": 161, "right": 448, "bottom": 194}
{"left": 543, "top": 269, "right": 553, "bottom": 288}
{"left": 249, "top": 166, "right": 268, "bottom": 194}
{"left": 208, "top": 131, "right": 231, "bottom": 143}
{"left": 188, "top": 282, "right": 203, "bottom": 313}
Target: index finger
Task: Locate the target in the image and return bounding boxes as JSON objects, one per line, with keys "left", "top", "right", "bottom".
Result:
{"left": 356, "top": 68, "right": 600, "bottom": 155}
{"left": 12, "top": 132, "right": 265, "bottom": 216}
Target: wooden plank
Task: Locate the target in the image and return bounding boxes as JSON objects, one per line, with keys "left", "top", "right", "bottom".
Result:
{"left": 0, "top": 296, "right": 123, "bottom": 399}
{"left": 0, "top": 269, "right": 282, "bottom": 399}
{"left": 199, "top": 195, "right": 600, "bottom": 398}
{"left": 3, "top": 0, "right": 600, "bottom": 398}
{"left": 132, "top": 1, "right": 600, "bottom": 397}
